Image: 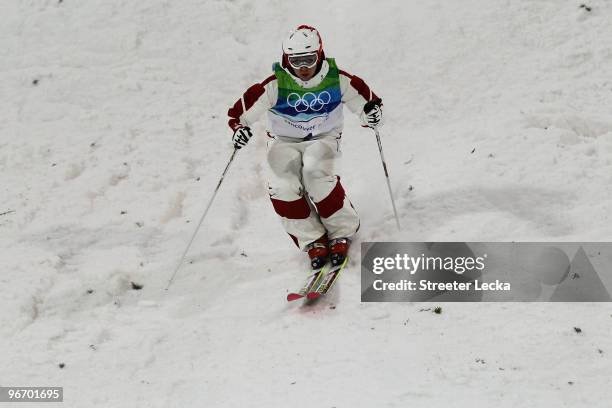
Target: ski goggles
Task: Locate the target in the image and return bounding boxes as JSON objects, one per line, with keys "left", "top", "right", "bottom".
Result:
{"left": 287, "top": 52, "right": 318, "bottom": 69}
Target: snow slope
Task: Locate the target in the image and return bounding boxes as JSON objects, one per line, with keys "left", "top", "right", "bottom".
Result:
{"left": 1, "top": 0, "right": 611, "bottom": 407}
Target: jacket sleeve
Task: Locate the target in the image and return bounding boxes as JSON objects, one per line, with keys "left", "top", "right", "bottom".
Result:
{"left": 227, "top": 75, "right": 277, "bottom": 131}
{"left": 338, "top": 69, "right": 381, "bottom": 125}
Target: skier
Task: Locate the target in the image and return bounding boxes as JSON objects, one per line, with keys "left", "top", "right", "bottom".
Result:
{"left": 227, "top": 25, "right": 383, "bottom": 270}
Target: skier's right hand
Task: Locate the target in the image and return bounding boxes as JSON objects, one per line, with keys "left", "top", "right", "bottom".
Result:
{"left": 232, "top": 126, "right": 253, "bottom": 150}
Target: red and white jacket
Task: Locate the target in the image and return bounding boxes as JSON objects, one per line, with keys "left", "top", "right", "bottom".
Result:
{"left": 227, "top": 60, "right": 380, "bottom": 138}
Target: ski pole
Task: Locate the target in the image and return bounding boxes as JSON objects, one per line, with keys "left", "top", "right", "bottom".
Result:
{"left": 373, "top": 128, "right": 401, "bottom": 231}
{"left": 165, "top": 148, "right": 238, "bottom": 290}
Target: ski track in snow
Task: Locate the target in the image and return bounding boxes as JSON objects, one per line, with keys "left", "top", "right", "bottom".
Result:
{"left": 1, "top": 0, "right": 611, "bottom": 407}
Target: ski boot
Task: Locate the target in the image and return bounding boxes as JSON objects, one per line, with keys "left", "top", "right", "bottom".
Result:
{"left": 307, "top": 241, "right": 329, "bottom": 270}
{"left": 329, "top": 238, "right": 350, "bottom": 267}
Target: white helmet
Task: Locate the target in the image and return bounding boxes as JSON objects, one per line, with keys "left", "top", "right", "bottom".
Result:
{"left": 282, "top": 25, "right": 324, "bottom": 70}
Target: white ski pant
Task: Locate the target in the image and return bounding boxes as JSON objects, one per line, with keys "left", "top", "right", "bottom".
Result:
{"left": 266, "top": 133, "right": 360, "bottom": 251}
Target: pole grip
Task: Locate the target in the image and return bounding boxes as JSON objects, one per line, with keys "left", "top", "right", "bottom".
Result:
{"left": 364, "top": 98, "right": 382, "bottom": 114}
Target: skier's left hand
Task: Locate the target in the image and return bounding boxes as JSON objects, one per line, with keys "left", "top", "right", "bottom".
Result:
{"left": 363, "top": 98, "right": 383, "bottom": 128}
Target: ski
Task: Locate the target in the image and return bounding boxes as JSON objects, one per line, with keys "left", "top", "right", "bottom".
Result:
{"left": 287, "top": 264, "right": 329, "bottom": 302}
{"left": 306, "top": 256, "right": 349, "bottom": 299}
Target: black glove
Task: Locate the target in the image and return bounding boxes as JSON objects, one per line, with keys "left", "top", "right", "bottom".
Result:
{"left": 363, "top": 98, "right": 383, "bottom": 128}
{"left": 232, "top": 126, "right": 253, "bottom": 149}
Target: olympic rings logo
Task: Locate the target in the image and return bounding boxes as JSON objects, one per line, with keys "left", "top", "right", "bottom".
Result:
{"left": 286, "top": 91, "right": 331, "bottom": 112}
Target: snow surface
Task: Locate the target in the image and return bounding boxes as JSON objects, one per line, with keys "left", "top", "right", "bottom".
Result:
{"left": 1, "top": 0, "right": 612, "bottom": 407}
